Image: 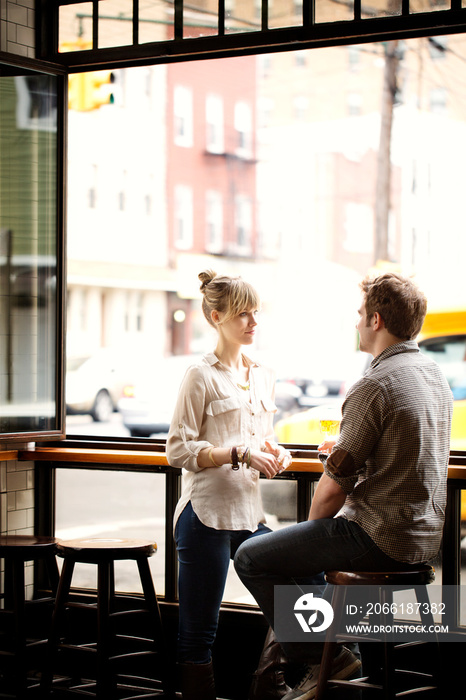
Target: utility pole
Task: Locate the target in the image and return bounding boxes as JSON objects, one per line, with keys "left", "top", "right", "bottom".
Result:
{"left": 374, "top": 39, "right": 400, "bottom": 264}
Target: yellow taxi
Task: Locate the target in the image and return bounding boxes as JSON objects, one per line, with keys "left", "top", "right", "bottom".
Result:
{"left": 416, "top": 308, "right": 466, "bottom": 451}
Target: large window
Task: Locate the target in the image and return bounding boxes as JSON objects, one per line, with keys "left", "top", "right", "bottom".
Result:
{"left": 57, "top": 39, "right": 466, "bottom": 610}
{"left": 62, "top": 39, "right": 466, "bottom": 446}
{"left": 0, "top": 62, "right": 64, "bottom": 440}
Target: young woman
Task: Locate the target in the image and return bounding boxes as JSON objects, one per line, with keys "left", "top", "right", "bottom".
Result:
{"left": 167, "top": 270, "right": 291, "bottom": 700}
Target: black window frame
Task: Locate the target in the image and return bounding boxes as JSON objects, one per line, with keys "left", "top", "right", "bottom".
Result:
{"left": 37, "top": 0, "right": 466, "bottom": 73}
{"left": 0, "top": 52, "right": 67, "bottom": 442}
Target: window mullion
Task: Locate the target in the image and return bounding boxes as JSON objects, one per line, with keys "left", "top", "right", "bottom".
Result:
{"left": 92, "top": 0, "right": 99, "bottom": 48}
{"left": 218, "top": 0, "right": 225, "bottom": 36}
{"left": 175, "top": 0, "right": 183, "bottom": 40}
{"left": 133, "top": 0, "right": 139, "bottom": 45}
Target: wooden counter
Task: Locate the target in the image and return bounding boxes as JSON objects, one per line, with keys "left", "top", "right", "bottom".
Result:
{"left": 18, "top": 446, "right": 466, "bottom": 480}
{"left": 0, "top": 450, "right": 19, "bottom": 461}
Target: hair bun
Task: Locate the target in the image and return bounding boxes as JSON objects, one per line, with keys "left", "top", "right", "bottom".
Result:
{"left": 199, "top": 269, "right": 217, "bottom": 293}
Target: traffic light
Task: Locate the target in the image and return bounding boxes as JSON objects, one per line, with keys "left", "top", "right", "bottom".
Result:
{"left": 68, "top": 71, "right": 115, "bottom": 111}
{"left": 61, "top": 41, "right": 115, "bottom": 111}
{"left": 86, "top": 70, "right": 115, "bottom": 110}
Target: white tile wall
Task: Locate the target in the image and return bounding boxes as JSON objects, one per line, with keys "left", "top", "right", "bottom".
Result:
{"left": 0, "top": 0, "right": 35, "bottom": 56}
{"left": 1, "top": 0, "right": 38, "bottom": 601}
{"left": 1, "top": 452, "right": 36, "bottom": 600}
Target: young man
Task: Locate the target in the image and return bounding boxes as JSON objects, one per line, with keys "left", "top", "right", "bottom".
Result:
{"left": 234, "top": 272, "right": 453, "bottom": 700}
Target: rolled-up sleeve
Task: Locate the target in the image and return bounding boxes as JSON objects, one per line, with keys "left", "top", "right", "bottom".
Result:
{"left": 320, "top": 377, "right": 385, "bottom": 492}
{"left": 166, "top": 366, "right": 213, "bottom": 472}
{"left": 320, "top": 449, "right": 359, "bottom": 494}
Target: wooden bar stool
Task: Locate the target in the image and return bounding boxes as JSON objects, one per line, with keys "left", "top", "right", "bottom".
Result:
{"left": 0, "top": 535, "right": 59, "bottom": 698}
{"left": 40, "top": 537, "right": 174, "bottom": 699}
{"left": 315, "top": 566, "right": 440, "bottom": 700}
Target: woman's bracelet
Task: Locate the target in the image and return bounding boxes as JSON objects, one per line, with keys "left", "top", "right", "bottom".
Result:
{"left": 230, "top": 446, "right": 239, "bottom": 470}
{"left": 232, "top": 446, "right": 251, "bottom": 469}
{"left": 208, "top": 447, "right": 222, "bottom": 468}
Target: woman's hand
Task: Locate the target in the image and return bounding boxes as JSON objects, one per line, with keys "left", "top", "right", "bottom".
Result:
{"left": 263, "top": 440, "right": 292, "bottom": 472}
{"left": 249, "top": 449, "right": 282, "bottom": 478}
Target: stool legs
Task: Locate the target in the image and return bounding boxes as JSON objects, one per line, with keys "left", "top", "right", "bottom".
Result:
{"left": 315, "top": 585, "right": 347, "bottom": 700}
{"left": 0, "top": 540, "right": 58, "bottom": 698}
{"left": 96, "top": 560, "right": 115, "bottom": 697}
{"left": 137, "top": 559, "right": 165, "bottom": 647}
{"left": 41, "top": 555, "right": 175, "bottom": 699}
{"left": 137, "top": 558, "right": 176, "bottom": 697}
{"left": 40, "top": 557, "right": 76, "bottom": 695}
{"left": 8, "top": 558, "right": 28, "bottom": 697}
{"left": 315, "top": 642, "right": 338, "bottom": 700}
{"left": 316, "top": 582, "right": 440, "bottom": 700}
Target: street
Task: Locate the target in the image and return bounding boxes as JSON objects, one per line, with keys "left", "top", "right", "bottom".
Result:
{"left": 66, "top": 412, "right": 130, "bottom": 438}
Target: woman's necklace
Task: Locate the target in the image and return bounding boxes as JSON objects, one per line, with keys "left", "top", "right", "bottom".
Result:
{"left": 235, "top": 355, "right": 250, "bottom": 391}
{"left": 215, "top": 351, "right": 250, "bottom": 391}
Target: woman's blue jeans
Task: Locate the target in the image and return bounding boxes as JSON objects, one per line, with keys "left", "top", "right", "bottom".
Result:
{"left": 234, "top": 516, "right": 418, "bottom": 663}
{"left": 174, "top": 501, "right": 272, "bottom": 663}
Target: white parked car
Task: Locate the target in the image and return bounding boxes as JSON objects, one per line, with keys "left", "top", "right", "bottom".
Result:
{"left": 118, "top": 354, "right": 202, "bottom": 437}
{"left": 66, "top": 349, "right": 132, "bottom": 422}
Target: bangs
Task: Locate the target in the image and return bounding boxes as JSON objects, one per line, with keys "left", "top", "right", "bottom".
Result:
{"left": 226, "top": 279, "right": 260, "bottom": 319}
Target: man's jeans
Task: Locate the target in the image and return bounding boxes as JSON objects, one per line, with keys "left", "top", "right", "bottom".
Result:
{"left": 175, "top": 501, "right": 271, "bottom": 663}
{"left": 234, "top": 516, "right": 416, "bottom": 663}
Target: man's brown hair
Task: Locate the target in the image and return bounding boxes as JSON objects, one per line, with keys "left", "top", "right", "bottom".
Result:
{"left": 361, "top": 272, "right": 427, "bottom": 340}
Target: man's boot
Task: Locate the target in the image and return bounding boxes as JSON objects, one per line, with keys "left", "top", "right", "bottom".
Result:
{"left": 178, "top": 660, "right": 216, "bottom": 700}
{"left": 248, "top": 627, "right": 291, "bottom": 700}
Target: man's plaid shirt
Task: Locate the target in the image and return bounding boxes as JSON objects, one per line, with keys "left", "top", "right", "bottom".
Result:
{"left": 321, "top": 341, "right": 453, "bottom": 563}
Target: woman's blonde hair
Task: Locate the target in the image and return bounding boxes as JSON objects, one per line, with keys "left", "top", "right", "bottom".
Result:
{"left": 199, "top": 270, "right": 260, "bottom": 327}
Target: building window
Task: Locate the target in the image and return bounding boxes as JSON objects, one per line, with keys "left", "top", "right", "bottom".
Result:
{"left": 174, "top": 184, "right": 193, "bottom": 249}
{"left": 14, "top": 74, "right": 57, "bottom": 131}
{"left": 293, "top": 0, "right": 302, "bottom": 17}
{"left": 234, "top": 101, "right": 252, "bottom": 158}
{"left": 347, "top": 92, "right": 362, "bottom": 116}
{"left": 258, "top": 97, "right": 274, "bottom": 129}
{"left": 258, "top": 54, "right": 272, "bottom": 79}
{"left": 235, "top": 195, "right": 252, "bottom": 253}
{"left": 205, "top": 190, "right": 223, "bottom": 253}
{"left": 348, "top": 45, "right": 361, "bottom": 72}
{"left": 293, "top": 95, "right": 309, "bottom": 122}
{"left": 206, "top": 94, "right": 224, "bottom": 153}
{"left": 429, "top": 87, "right": 447, "bottom": 114}
{"left": 174, "top": 85, "right": 193, "bottom": 147}
{"left": 125, "top": 292, "right": 144, "bottom": 333}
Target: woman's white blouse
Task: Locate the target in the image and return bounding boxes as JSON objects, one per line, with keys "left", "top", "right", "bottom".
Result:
{"left": 166, "top": 353, "right": 277, "bottom": 532}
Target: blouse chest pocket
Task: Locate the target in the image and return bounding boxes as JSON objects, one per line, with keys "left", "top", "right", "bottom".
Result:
{"left": 206, "top": 396, "right": 243, "bottom": 442}
{"left": 259, "top": 397, "right": 277, "bottom": 436}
